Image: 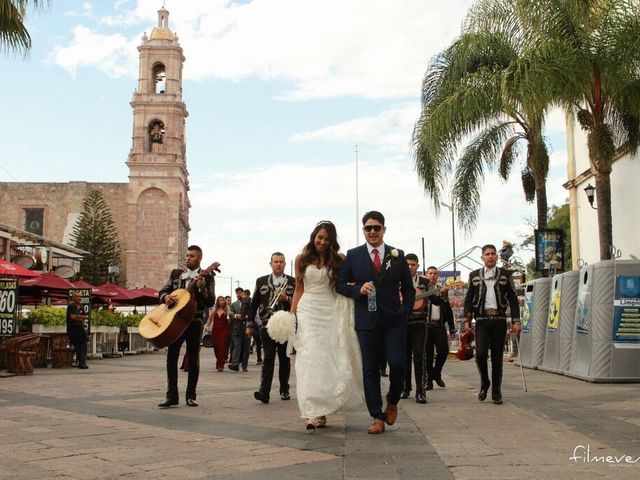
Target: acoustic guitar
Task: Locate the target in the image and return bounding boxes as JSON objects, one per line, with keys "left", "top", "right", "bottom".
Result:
{"left": 139, "top": 262, "right": 219, "bottom": 348}
{"left": 413, "top": 281, "right": 464, "bottom": 311}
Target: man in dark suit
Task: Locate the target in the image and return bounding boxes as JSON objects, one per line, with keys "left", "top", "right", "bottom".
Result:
{"left": 336, "top": 211, "right": 415, "bottom": 434}
{"left": 463, "top": 244, "right": 521, "bottom": 405}
{"left": 157, "top": 245, "right": 217, "bottom": 408}
{"left": 246, "top": 252, "right": 296, "bottom": 404}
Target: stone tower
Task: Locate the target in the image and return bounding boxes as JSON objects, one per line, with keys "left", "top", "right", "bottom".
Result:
{"left": 125, "top": 7, "right": 190, "bottom": 289}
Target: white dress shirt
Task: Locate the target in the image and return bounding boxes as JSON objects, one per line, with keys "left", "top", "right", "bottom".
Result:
{"left": 367, "top": 242, "right": 386, "bottom": 265}
{"left": 482, "top": 267, "right": 498, "bottom": 309}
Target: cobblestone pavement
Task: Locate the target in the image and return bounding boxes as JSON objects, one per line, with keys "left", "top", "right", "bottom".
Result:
{"left": 1, "top": 351, "right": 639, "bottom": 479}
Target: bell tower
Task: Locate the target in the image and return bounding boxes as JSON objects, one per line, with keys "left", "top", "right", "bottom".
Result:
{"left": 126, "top": 7, "right": 190, "bottom": 288}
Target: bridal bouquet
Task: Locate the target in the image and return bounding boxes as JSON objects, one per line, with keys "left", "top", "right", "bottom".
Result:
{"left": 266, "top": 311, "right": 296, "bottom": 344}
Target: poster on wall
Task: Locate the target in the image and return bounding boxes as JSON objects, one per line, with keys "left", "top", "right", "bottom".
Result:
{"left": 534, "top": 229, "right": 564, "bottom": 273}
{"left": 0, "top": 277, "right": 19, "bottom": 336}
{"left": 68, "top": 288, "right": 91, "bottom": 336}
{"left": 547, "top": 288, "right": 561, "bottom": 332}
{"left": 522, "top": 288, "right": 533, "bottom": 333}
{"left": 612, "top": 276, "right": 640, "bottom": 344}
{"left": 575, "top": 271, "right": 591, "bottom": 335}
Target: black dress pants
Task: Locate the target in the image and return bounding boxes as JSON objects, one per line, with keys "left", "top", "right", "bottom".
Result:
{"left": 258, "top": 326, "right": 290, "bottom": 396}
{"left": 425, "top": 325, "right": 449, "bottom": 382}
{"left": 404, "top": 322, "right": 426, "bottom": 393}
{"left": 166, "top": 320, "right": 202, "bottom": 401}
{"left": 474, "top": 317, "right": 507, "bottom": 393}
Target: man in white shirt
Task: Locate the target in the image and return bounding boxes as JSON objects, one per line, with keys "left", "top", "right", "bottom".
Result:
{"left": 463, "top": 244, "right": 521, "bottom": 405}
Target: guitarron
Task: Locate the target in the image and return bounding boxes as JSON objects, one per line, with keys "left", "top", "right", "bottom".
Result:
{"left": 139, "top": 263, "right": 218, "bottom": 348}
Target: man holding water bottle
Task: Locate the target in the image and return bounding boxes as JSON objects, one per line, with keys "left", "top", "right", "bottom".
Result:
{"left": 336, "top": 211, "right": 414, "bottom": 434}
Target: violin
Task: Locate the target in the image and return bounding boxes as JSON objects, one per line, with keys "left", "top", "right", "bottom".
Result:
{"left": 456, "top": 330, "right": 475, "bottom": 361}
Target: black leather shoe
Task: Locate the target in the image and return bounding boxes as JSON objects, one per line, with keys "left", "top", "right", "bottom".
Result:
{"left": 158, "top": 398, "right": 178, "bottom": 408}
{"left": 254, "top": 391, "right": 269, "bottom": 404}
{"left": 416, "top": 393, "right": 427, "bottom": 404}
{"left": 78, "top": 363, "right": 89, "bottom": 369}
{"left": 280, "top": 392, "right": 291, "bottom": 401}
{"left": 400, "top": 390, "right": 410, "bottom": 399}
{"left": 435, "top": 378, "right": 446, "bottom": 388}
{"left": 186, "top": 398, "right": 198, "bottom": 407}
{"left": 492, "top": 391, "right": 503, "bottom": 405}
{"left": 425, "top": 380, "right": 433, "bottom": 391}
{"left": 478, "top": 388, "right": 488, "bottom": 401}
{"left": 228, "top": 364, "right": 239, "bottom": 371}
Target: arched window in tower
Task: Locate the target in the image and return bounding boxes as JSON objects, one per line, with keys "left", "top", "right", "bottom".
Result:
{"left": 148, "top": 120, "right": 165, "bottom": 152}
{"left": 152, "top": 63, "right": 166, "bottom": 94}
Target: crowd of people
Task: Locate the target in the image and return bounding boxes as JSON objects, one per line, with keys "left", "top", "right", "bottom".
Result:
{"left": 148, "top": 210, "right": 521, "bottom": 434}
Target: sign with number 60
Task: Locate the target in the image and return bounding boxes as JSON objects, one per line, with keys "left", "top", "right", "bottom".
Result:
{"left": 0, "top": 277, "right": 19, "bottom": 336}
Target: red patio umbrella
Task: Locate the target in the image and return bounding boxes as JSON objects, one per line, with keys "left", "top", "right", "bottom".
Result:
{"left": 18, "top": 271, "right": 74, "bottom": 303}
{"left": 20, "top": 271, "right": 75, "bottom": 290}
{"left": 96, "top": 282, "right": 136, "bottom": 303}
{"left": 126, "top": 287, "right": 161, "bottom": 306}
{"left": 71, "top": 280, "right": 117, "bottom": 303}
{"left": 0, "top": 259, "right": 40, "bottom": 278}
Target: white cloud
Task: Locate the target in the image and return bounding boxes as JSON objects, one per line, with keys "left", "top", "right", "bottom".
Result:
{"left": 64, "top": 2, "right": 93, "bottom": 18}
{"left": 46, "top": 26, "right": 139, "bottom": 77}
{"left": 50, "top": 0, "right": 475, "bottom": 99}
{"left": 290, "top": 104, "right": 420, "bottom": 153}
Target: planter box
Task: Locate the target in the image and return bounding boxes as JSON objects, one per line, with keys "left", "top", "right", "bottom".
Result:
{"left": 127, "top": 327, "right": 155, "bottom": 354}
{"left": 91, "top": 326, "right": 121, "bottom": 358}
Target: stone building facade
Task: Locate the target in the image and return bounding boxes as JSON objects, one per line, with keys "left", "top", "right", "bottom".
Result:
{"left": 0, "top": 8, "right": 190, "bottom": 289}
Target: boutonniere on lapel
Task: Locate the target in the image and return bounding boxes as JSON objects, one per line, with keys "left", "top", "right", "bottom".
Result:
{"left": 384, "top": 248, "right": 399, "bottom": 270}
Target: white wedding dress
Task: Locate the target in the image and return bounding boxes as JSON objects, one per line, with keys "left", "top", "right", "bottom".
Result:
{"left": 294, "top": 266, "right": 363, "bottom": 418}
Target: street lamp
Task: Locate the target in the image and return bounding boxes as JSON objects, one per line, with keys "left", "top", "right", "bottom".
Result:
{"left": 441, "top": 202, "right": 456, "bottom": 280}
{"left": 584, "top": 183, "right": 596, "bottom": 209}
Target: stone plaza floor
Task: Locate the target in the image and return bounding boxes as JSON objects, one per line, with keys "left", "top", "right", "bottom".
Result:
{"left": 1, "top": 349, "right": 639, "bottom": 479}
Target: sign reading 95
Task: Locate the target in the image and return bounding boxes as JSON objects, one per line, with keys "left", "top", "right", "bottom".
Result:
{"left": 0, "top": 277, "right": 19, "bottom": 336}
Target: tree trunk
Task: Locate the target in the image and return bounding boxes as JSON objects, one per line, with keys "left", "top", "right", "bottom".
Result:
{"left": 535, "top": 181, "right": 548, "bottom": 230}
{"left": 595, "top": 172, "right": 613, "bottom": 260}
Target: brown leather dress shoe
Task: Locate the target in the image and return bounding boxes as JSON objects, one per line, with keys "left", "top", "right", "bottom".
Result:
{"left": 384, "top": 403, "right": 398, "bottom": 425}
{"left": 368, "top": 419, "right": 385, "bottom": 434}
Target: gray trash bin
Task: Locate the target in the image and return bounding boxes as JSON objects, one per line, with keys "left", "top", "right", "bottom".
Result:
{"left": 567, "top": 260, "right": 640, "bottom": 382}
{"left": 541, "top": 270, "right": 579, "bottom": 374}
{"left": 519, "top": 277, "right": 551, "bottom": 369}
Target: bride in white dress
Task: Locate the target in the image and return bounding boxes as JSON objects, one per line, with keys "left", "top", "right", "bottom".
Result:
{"left": 291, "top": 221, "right": 363, "bottom": 430}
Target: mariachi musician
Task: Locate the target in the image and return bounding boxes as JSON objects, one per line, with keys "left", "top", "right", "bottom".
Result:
{"left": 423, "top": 266, "right": 455, "bottom": 391}
{"left": 157, "top": 245, "right": 217, "bottom": 408}
{"left": 246, "top": 252, "right": 296, "bottom": 404}
{"left": 402, "top": 254, "right": 430, "bottom": 404}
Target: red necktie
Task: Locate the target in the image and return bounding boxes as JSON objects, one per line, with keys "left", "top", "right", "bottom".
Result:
{"left": 372, "top": 248, "right": 382, "bottom": 272}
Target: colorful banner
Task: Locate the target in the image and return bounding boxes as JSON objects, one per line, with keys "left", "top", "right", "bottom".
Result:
{"left": 612, "top": 276, "right": 640, "bottom": 343}
{"left": 534, "top": 229, "right": 565, "bottom": 272}
{"left": 0, "top": 277, "right": 19, "bottom": 336}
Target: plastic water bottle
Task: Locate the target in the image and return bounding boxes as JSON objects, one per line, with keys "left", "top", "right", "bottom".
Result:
{"left": 367, "top": 282, "right": 377, "bottom": 312}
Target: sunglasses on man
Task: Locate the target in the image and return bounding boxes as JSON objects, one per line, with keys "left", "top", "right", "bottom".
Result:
{"left": 363, "top": 225, "right": 383, "bottom": 232}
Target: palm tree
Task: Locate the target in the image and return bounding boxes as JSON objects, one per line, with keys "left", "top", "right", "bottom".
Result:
{"left": 0, "top": 1, "right": 47, "bottom": 56}
{"left": 412, "top": 14, "right": 552, "bottom": 232}
{"left": 516, "top": 0, "right": 640, "bottom": 260}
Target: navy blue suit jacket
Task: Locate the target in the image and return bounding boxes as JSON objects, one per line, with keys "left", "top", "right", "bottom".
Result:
{"left": 336, "top": 244, "right": 415, "bottom": 331}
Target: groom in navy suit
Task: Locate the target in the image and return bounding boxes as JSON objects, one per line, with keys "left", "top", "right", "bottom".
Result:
{"left": 337, "top": 211, "right": 415, "bottom": 434}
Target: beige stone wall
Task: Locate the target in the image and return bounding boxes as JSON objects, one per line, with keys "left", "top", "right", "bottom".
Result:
{"left": 0, "top": 181, "right": 129, "bottom": 281}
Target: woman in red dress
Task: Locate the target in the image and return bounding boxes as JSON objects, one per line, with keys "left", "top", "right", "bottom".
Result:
{"left": 206, "top": 296, "right": 231, "bottom": 371}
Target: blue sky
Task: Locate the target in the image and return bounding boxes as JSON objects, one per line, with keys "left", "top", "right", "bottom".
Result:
{"left": 0, "top": 0, "right": 569, "bottom": 292}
